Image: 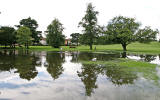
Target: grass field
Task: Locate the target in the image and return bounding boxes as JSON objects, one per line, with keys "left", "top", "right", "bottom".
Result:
{"left": 28, "top": 42, "right": 160, "bottom": 54}
{"left": 1, "top": 41, "right": 160, "bottom": 54}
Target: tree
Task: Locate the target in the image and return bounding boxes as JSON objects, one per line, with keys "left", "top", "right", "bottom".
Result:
{"left": 107, "top": 16, "right": 140, "bottom": 51}
{"left": 70, "top": 33, "right": 81, "bottom": 46}
{"left": 136, "top": 26, "right": 158, "bottom": 43}
{"left": 16, "top": 26, "right": 32, "bottom": 49}
{"left": 79, "top": 3, "right": 99, "bottom": 50}
{"left": 46, "top": 18, "right": 65, "bottom": 48}
{"left": 0, "top": 26, "right": 15, "bottom": 48}
{"left": 17, "top": 17, "right": 42, "bottom": 45}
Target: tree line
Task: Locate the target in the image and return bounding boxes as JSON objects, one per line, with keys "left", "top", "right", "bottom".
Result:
{"left": 0, "top": 3, "right": 159, "bottom": 51}
{"left": 0, "top": 17, "right": 42, "bottom": 48}
{"left": 71, "top": 3, "right": 159, "bottom": 51}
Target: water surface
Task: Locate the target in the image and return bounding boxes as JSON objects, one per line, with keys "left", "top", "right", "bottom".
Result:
{"left": 0, "top": 50, "right": 160, "bottom": 100}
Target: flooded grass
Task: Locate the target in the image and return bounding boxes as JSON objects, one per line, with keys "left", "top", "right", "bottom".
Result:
{"left": 81, "top": 58, "right": 159, "bottom": 84}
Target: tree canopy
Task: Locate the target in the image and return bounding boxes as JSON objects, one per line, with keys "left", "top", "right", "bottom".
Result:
{"left": 46, "top": 18, "right": 65, "bottom": 48}
{"left": 16, "top": 26, "right": 32, "bottom": 49}
{"left": 0, "top": 26, "right": 15, "bottom": 48}
{"left": 70, "top": 33, "right": 81, "bottom": 46}
{"left": 79, "top": 3, "right": 99, "bottom": 50}
{"left": 17, "top": 17, "right": 42, "bottom": 45}
{"left": 106, "top": 16, "right": 140, "bottom": 51}
{"left": 136, "top": 26, "right": 158, "bottom": 43}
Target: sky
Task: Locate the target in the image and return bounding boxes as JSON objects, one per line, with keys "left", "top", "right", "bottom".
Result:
{"left": 0, "top": 0, "right": 160, "bottom": 38}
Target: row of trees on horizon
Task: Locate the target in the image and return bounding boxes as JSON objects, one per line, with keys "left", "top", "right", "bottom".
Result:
{"left": 0, "top": 3, "right": 159, "bottom": 50}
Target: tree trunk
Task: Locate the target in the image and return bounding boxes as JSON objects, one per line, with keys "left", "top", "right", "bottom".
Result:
{"left": 122, "top": 43, "right": 127, "bottom": 51}
{"left": 90, "top": 44, "right": 92, "bottom": 50}
{"left": 122, "top": 51, "right": 127, "bottom": 58}
{"left": 25, "top": 43, "right": 27, "bottom": 48}
{"left": 27, "top": 43, "right": 29, "bottom": 49}
{"left": 13, "top": 44, "right": 15, "bottom": 48}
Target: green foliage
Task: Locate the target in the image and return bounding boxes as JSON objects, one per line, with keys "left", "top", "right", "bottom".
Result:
{"left": 136, "top": 26, "right": 158, "bottom": 43}
{"left": 17, "top": 17, "right": 42, "bottom": 45}
{"left": 107, "top": 16, "right": 140, "bottom": 51}
{"left": 16, "top": 26, "right": 32, "bottom": 49}
{"left": 0, "top": 26, "right": 15, "bottom": 47}
{"left": 70, "top": 33, "right": 81, "bottom": 46}
{"left": 46, "top": 18, "right": 65, "bottom": 48}
{"left": 79, "top": 3, "right": 99, "bottom": 50}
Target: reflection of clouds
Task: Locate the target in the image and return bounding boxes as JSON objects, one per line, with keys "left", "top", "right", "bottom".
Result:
{"left": 127, "top": 55, "right": 141, "bottom": 60}
{"left": 63, "top": 56, "right": 82, "bottom": 76}
{"left": 1, "top": 76, "right": 160, "bottom": 100}
{"left": 0, "top": 98, "right": 12, "bottom": 100}
{"left": 128, "top": 55, "right": 160, "bottom": 65}
{"left": 21, "top": 92, "right": 30, "bottom": 95}
{"left": 156, "top": 66, "right": 160, "bottom": 78}
{"left": 88, "top": 76, "right": 160, "bottom": 100}
{"left": 0, "top": 70, "right": 18, "bottom": 82}
{"left": 0, "top": 52, "right": 160, "bottom": 100}
{"left": 0, "top": 82, "right": 37, "bottom": 89}
{"left": 151, "top": 56, "right": 160, "bottom": 65}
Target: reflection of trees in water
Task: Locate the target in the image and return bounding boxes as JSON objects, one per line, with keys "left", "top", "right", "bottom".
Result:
{"left": 14, "top": 50, "right": 41, "bottom": 80}
{"left": 70, "top": 51, "right": 79, "bottom": 62}
{"left": 0, "top": 50, "right": 41, "bottom": 80}
{"left": 77, "top": 63, "right": 137, "bottom": 96}
{"left": 139, "top": 55, "right": 156, "bottom": 62}
{"left": 45, "top": 52, "right": 65, "bottom": 80}
{"left": 121, "top": 51, "right": 127, "bottom": 58}
{"left": 0, "top": 50, "right": 15, "bottom": 71}
{"left": 105, "top": 65, "right": 137, "bottom": 85}
{"left": 71, "top": 52, "right": 121, "bottom": 62}
{"left": 77, "top": 64, "right": 104, "bottom": 96}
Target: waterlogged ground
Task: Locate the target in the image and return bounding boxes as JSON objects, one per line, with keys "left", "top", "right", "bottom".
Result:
{"left": 0, "top": 50, "right": 160, "bottom": 100}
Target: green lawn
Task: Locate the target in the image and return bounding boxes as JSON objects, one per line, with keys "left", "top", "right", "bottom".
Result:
{"left": 1, "top": 41, "right": 160, "bottom": 54}
{"left": 30, "top": 42, "right": 160, "bottom": 54}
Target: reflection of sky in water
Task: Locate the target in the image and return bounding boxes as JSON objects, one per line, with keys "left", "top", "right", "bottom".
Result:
{"left": 128, "top": 55, "right": 160, "bottom": 65}
{"left": 0, "top": 52, "right": 160, "bottom": 100}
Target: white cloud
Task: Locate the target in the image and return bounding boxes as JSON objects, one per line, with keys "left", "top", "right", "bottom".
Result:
{"left": 0, "top": 0, "right": 160, "bottom": 38}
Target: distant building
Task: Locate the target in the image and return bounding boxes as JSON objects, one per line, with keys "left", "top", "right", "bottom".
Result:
{"left": 65, "top": 39, "right": 71, "bottom": 46}
{"left": 40, "top": 38, "right": 72, "bottom": 46}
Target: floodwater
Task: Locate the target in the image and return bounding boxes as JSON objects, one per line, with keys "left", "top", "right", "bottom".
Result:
{"left": 0, "top": 50, "right": 160, "bottom": 100}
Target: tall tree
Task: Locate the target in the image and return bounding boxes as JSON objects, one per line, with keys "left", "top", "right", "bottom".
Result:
{"left": 0, "top": 26, "right": 15, "bottom": 48}
{"left": 136, "top": 26, "right": 158, "bottom": 43}
{"left": 46, "top": 18, "right": 65, "bottom": 48}
{"left": 17, "top": 17, "right": 42, "bottom": 45}
{"left": 107, "top": 16, "right": 140, "bottom": 51}
{"left": 16, "top": 26, "right": 32, "bottom": 49}
{"left": 70, "top": 33, "right": 81, "bottom": 46}
{"left": 79, "top": 3, "right": 99, "bottom": 50}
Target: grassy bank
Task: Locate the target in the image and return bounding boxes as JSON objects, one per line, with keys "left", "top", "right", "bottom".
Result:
{"left": 1, "top": 41, "right": 160, "bottom": 54}
{"left": 81, "top": 58, "right": 159, "bottom": 83}
{"left": 29, "top": 42, "right": 160, "bottom": 54}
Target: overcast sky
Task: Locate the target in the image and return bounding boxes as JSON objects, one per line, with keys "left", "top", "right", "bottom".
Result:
{"left": 0, "top": 0, "right": 160, "bottom": 38}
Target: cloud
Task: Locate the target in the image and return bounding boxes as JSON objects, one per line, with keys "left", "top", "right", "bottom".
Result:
{"left": 0, "top": 0, "right": 160, "bottom": 38}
